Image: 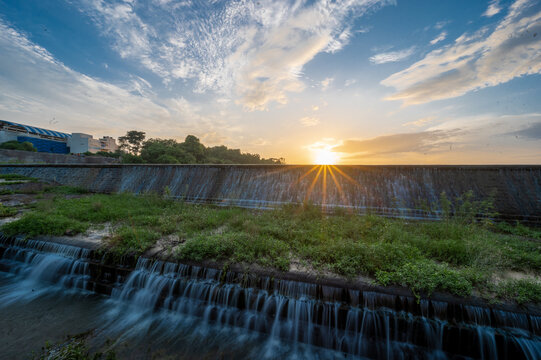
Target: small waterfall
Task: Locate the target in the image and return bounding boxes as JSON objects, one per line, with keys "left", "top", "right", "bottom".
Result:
{"left": 0, "top": 235, "right": 92, "bottom": 305}
{"left": 1, "top": 237, "right": 540, "bottom": 359}
{"left": 107, "top": 257, "right": 541, "bottom": 359}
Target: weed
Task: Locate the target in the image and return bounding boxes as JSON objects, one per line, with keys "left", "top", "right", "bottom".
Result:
{"left": 496, "top": 279, "right": 541, "bottom": 305}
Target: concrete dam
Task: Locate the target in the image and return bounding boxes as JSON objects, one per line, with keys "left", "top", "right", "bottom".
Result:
{"left": 0, "top": 164, "right": 540, "bottom": 223}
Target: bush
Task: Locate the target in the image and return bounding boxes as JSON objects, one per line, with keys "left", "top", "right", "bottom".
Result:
{"left": 1, "top": 212, "right": 88, "bottom": 237}
{"left": 376, "top": 260, "right": 472, "bottom": 298}
{"left": 496, "top": 279, "right": 541, "bottom": 305}
{"left": 108, "top": 226, "right": 161, "bottom": 255}
{"left": 0, "top": 140, "right": 37, "bottom": 152}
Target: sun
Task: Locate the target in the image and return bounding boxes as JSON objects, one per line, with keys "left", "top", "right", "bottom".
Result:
{"left": 313, "top": 149, "right": 339, "bottom": 165}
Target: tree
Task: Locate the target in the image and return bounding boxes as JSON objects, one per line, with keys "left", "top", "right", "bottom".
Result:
{"left": 180, "top": 135, "right": 206, "bottom": 163}
{"left": 118, "top": 130, "right": 146, "bottom": 155}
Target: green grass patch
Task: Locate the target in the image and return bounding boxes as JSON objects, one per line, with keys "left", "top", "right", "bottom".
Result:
{"left": 1, "top": 193, "right": 540, "bottom": 303}
{"left": 0, "top": 173, "right": 37, "bottom": 181}
{"left": 44, "top": 185, "right": 91, "bottom": 195}
{"left": 0, "top": 203, "right": 17, "bottom": 217}
{"left": 495, "top": 279, "right": 541, "bottom": 305}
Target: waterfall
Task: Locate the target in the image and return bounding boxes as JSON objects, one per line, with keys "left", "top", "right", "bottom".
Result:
{"left": 3, "top": 165, "right": 540, "bottom": 223}
{"left": 0, "top": 235, "right": 91, "bottom": 303}
{"left": 0, "top": 236, "right": 540, "bottom": 359}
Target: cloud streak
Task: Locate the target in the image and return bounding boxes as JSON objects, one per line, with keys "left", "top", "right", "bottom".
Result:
{"left": 429, "top": 31, "right": 447, "bottom": 45}
{"left": 381, "top": 0, "right": 541, "bottom": 105}
{"left": 334, "top": 130, "right": 459, "bottom": 156}
{"left": 81, "top": 0, "right": 391, "bottom": 110}
{"left": 483, "top": 0, "right": 502, "bottom": 17}
{"left": 0, "top": 20, "right": 234, "bottom": 141}
{"left": 369, "top": 46, "right": 415, "bottom": 64}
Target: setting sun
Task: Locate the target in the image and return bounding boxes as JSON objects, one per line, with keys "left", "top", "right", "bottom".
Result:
{"left": 313, "top": 149, "right": 339, "bottom": 165}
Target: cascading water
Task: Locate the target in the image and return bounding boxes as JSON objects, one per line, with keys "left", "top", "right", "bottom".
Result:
{"left": 0, "top": 236, "right": 540, "bottom": 359}
{"left": 0, "top": 236, "right": 91, "bottom": 303}
{"left": 2, "top": 165, "right": 540, "bottom": 223}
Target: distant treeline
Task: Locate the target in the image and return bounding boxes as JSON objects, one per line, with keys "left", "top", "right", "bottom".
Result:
{"left": 91, "top": 131, "right": 284, "bottom": 165}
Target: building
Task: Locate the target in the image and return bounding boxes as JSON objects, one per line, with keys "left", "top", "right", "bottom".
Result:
{"left": 69, "top": 133, "right": 119, "bottom": 154}
{"left": 0, "top": 120, "right": 118, "bottom": 154}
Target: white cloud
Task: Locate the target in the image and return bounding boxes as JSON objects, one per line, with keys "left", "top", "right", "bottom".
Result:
{"left": 483, "top": 0, "right": 502, "bottom": 17}
{"left": 80, "top": 0, "right": 392, "bottom": 110}
{"left": 434, "top": 20, "right": 451, "bottom": 30}
{"left": 334, "top": 113, "right": 541, "bottom": 163}
{"left": 381, "top": 0, "right": 541, "bottom": 105}
{"left": 429, "top": 31, "right": 447, "bottom": 45}
{"left": 320, "top": 77, "right": 334, "bottom": 91}
{"left": 403, "top": 116, "right": 436, "bottom": 127}
{"left": 369, "top": 46, "right": 416, "bottom": 64}
{"left": 299, "top": 116, "right": 320, "bottom": 127}
{"left": 0, "top": 20, "right": 235, "bottom": 140}
{"left": 345, "top": 79, "right": 357, "bottom": 86}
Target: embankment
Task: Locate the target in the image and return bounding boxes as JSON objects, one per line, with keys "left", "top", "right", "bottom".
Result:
{"left": 0, "top": 164, "right": 539, "bottom": 223}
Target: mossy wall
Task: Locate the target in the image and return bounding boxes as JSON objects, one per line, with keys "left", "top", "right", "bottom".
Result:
{"left": 0, "top": 164, "right": 539, "bottom": 222}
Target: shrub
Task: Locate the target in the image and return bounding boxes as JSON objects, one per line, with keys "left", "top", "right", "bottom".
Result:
{"left": 1, "top": 212, "right": 88, "bottom": 237}
{"left": 496, "top": 279, "right": 541, "bottom": 305}
{"left": 0, "top": 140, "right": 37, "bottom": 152}
{"left": 376, "top": 259, "right": 472, "bottom": 298}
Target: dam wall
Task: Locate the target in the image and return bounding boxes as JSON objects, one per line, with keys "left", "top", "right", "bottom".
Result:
{"left": 0, "top": 164, "right": 540, "bottom": 222}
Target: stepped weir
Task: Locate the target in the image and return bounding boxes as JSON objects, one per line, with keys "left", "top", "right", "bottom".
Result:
{"left": 0, "top": 164, "right": 540, "bottom": 223}
{"left": 0, "top": 235, "right": 540, "bottom": 359}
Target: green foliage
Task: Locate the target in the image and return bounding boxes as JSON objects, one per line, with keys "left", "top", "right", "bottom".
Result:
{"left": 118, "top": 130, "right": 146, "bottom": 155}
{"left": 376, "top": 260, "right": 473, "bottom": 298}
{"left": 1, "top": 212, "right": 89, "bottom": 237}
{"left": 0, "top": 173, "right": 37, "bottom": 181}
{"left": 44, "top": 186, "right": 90, "bottom": 195}
{"left": 33, "top": 334, "right": 116, "bottom": 360}
{"left": 179, "top": 232, "right": 290, "bottom": 271}
{"left": 438, "top": 190, "right": 498, "bottom": 223}
{"left": 108, "top": 226, "right": 160, "bottom": 255}
{"left": 83, "top": 151, "right": 121, "bottom": 158}
{"left": 0, "top": 203, "right": 17, "bottom": 217}
{"left": 120, "top": 130, "right": 283, "bottom": 164}
{"left": 496, "top": 279, "right": 541, "bottom": 305}
{"left": 120, "top": 153, "right": 145, "bottom": 164}
{"left": 0, "top": 140, "right": 37, "bottom": 152}
{"left": 3, "top": 190, "right": 540, "bottom": 300}
{"left": 496, "top": 221, "right": 541, "bottom": 239}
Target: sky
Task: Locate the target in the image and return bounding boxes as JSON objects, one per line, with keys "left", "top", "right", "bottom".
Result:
{"left": 0, "top": 0, "right": 540, "bottom": 164}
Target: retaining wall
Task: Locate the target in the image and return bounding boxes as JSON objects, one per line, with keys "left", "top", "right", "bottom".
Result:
{"left": 0, "top": 164, "right": 539, "bottom": 223}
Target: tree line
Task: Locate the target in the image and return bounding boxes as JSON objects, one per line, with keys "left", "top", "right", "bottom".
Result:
{"left": 106, "top": 131, "right": 284, "bottom": 164}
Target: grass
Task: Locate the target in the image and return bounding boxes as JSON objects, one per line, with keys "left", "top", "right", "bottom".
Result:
{"left": 33, "top": 332, "right": 116, "bottom": 360}
{"left": 0, "top": 173, "right": 37, "bottom": 181}
{"left": 1, "top": 191, "right": 540, "bottom": 304}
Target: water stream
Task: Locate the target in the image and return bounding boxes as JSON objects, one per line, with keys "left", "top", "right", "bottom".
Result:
{"left": 0, "top": 236, "right": 540, "bottom": 359}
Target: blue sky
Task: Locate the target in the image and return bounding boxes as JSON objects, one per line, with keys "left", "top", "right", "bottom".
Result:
{"left": 0, "top": 0, "right": 540, "bottom": 164}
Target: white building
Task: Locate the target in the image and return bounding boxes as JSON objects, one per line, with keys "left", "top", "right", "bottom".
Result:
{"left": 68, "top": 133, "right": 118, "bottom": 154}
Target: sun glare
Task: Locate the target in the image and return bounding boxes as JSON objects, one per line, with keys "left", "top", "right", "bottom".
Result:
{"left": 313, "top": 149, "right": 339, "bottom": 165}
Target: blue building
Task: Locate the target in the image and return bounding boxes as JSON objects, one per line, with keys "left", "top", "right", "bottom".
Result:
{"left": 0, "top": 120, "right": 71, "bottom": 154}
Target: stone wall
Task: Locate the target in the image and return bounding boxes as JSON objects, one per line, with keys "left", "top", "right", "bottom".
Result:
{"left": 0, "top": 164, "right": 539, "bottom": 223}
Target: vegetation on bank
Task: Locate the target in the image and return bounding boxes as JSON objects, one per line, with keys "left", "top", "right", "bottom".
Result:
{"left": 33, "top": 332, "right": 116, "bottom": 360}
{"left": 0, "top": 140, "right": 37, "bottom": 152}
{"left": 114, "top": 130, "right": 284, "bottom": 164}
{"left": 1, "top": 187, "right": 540, "bottom": 304}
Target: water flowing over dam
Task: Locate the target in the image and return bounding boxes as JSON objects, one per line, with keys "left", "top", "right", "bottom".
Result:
{"left": 1, "top": 164, "right": 540, "bottom": 223}
{"left": 0, "top": 235, "right": 540, "bottom": 359}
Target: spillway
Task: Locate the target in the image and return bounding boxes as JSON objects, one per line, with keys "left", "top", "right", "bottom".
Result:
{"left": 1, "top": 235, "right": 539, "bottom": 359}
{"left": 1, "top": 164, "right": 539, "bottom": 224}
